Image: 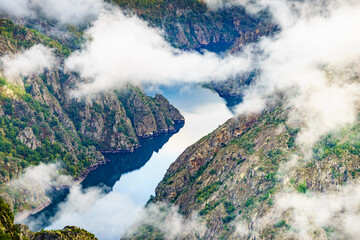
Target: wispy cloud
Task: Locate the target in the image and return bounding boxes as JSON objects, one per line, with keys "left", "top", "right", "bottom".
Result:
{"left": 0, "top": 0, "right": 104, "bottom": 25}
{"left": 273, "top": 184, "right": 360, "bottom": 239}
{"left": 232, "top": 0, "right": 360, "bottom": 146}
{"left": 1, "top": 44, "right": 56, "bottom": 81}
{"left": 65, "top": 8, "right": 252, "bottom": 96}
{"left": 123, "top": 202, "right": 206, "bottom": 240}
{"left": 4, "top": 163, "right": 73, "bottom": 221}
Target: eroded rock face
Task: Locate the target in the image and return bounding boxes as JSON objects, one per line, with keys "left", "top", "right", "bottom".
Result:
{"left": 114, "top": 0, "right": 276, "bottom": 51}
{"left": 120, "top": 90, "right": 184, "bottom": 138}
{"left": 126, "top": 103, "right": 360, "bottom": 239}
{"left": 0, "top": 18, "right": 184, "bottom": 215}
{"left": 17, "top": 127, "right": 41, "bottom": 150}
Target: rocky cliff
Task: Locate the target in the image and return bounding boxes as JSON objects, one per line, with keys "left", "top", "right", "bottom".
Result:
{"left": 112, "top": 0, "right": 277, "bottom": 51}
{"left": 125, "top": 100, "right": 360, "bottom": 239}
{"left": 0, "top": 18, "right": 184, "bottom": 215}
{"left": 110, "top": 0, "right": 277, "bottom": 106}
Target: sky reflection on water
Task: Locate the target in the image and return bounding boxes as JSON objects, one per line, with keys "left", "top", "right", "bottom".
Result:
{"left": 45, "top": 84, "right": 233, "bottom": 239}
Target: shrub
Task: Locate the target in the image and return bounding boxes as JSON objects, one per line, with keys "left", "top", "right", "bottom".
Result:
{"left": 297, "top": 182, "right": 308, "bottom": 194}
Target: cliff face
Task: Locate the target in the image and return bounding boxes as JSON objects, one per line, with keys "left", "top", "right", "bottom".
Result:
{"left": 112, "top": 0, "right": 277, "bottom": 51}
{"left": 126, "top": 102, "right": 360, "bottom": 239}
{"left": 110, "top": 0, "right": 277, "bottom": 104}
{"left": 0, "top": 18, "right": 184, "bottom": 214}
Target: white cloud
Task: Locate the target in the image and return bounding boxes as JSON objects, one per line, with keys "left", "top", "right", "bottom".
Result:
{"left": 9, "top": 163, "right": 73, "bottom": 222}
{"left": 1, "top": 44, "right": 56, "bottom": 81}
{"left": 0, "top": 0, "right": 104, "bottom": 25}
{"left": 65, "top": 9, "right": 251, "bottom": 96}
{"left": 42, "top": 186, "right": 205, "bottom": 240}
{"left": 273, "top": 185, "right": 360, "bottom": 239}
{"left": 230, "top": 2, "right": 360, "bottom": 237}
{"left": 11, "top": 163, "right": 72, "bottom": 191}
{"left": 0, "top": 0, "right": 30, "bottom": 18}
{"left": 230, "top": 0, "right": 360, "bottom": 146}
{"left": 41, "top": 185, "right": 141, "bottom": 240}
{"left": 124, "top": 202, "right": 206, "bottom": 240}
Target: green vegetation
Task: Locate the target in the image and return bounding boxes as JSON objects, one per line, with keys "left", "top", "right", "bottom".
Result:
{"left": 33, "top": 226, "right": 97, "bottom": 239}
{"left": 221, "top": 200, "right": 236, "bottom": 223}
{"left": 111, "top": 0, "right": 207, "bottom": 26}
{"left": 296, "top": 182, "right": 308, "bottom": 194}
{"left": 244, "top": 197, "right": 254, "bottom": 207}
{"left": 313, "top": 122, "right": 360, "bottom": 160}
{"left": 0, "top": 197, "right": 97, "bottom": 239}
{"left": 199, "top": 199, "right": 222, "bottom": 216}
{"left": 0, "top": 198, "right": 21, "bottom": 240}
{"left": 274, "top": 219, "right": 289, "bottom": 229}
{"left": 0, "top": 78, "right": 95, "bottom": 181}
{"left": 122, "top": 224, "right": 164, "bottom": 240}
{"left": 196, "top": 181, "right": 222, "bottom": 203}
{"left": 209, "top": 169, "right": 217, "bottom": 175}
{"left": 132, "top": 100, "right": 360, "bottom": 239}
{"left": 229, "top": 138, "right": 256, "bottom": 154}
{"left": 0, "top": 19, "right": 71, "bottom": 56}
{"left": 109, "top": 0, "right": 269, "bottom": 50}
{"left": 323, "top": 226, "right": 336, "bottom": 238}
{"left": 267, "top": 149, "right": 284, "bottom": 165}
{"left": 286, "top": 126, "right": 300, "bottom": 148}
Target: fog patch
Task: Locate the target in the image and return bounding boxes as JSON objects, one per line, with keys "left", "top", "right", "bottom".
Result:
{"left": 123, "top": 202, "right": 206, "bottom": 240}
{"left": 0, "top": 0, "right": 104, "bottom": 25}
{"left": 3, "top": 163, "right": 73, "bottom": 222}
{"left": 11, "top": 163, "right": 72, "bottom": 191}
{"left": 40, "top": 185, "right": 138, "bottom": 239}
{"left": 65, "top": 8, "right": 252, "bottom": 96}
{"left": 231, "top": 0, "right": 360, "bottom": 147}
{"left": 37, "top": 187, "right": 205, "bottom": 240}
{"left": 272, "top": 184, "right": 360, "bottom": 239}
{"left": 1, "top": 45, "right": 56, "bottom": 82}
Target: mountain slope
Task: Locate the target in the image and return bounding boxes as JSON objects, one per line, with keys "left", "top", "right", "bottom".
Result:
{"left": 0, "top": 18, "right": 184, "bottom": 215}
{"left": 125, "top": 101, "right": 360, "bottom": 239}
{"left": 111, "top": 0, "right": 277, "bottom": 51}
{"left": 110, "top": 0, "right": 276, "bottom": 107}
{"left": 0, "top": 197, "right": 97, "bottom": 240}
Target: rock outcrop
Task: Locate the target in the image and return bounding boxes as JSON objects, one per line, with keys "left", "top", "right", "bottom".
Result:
{"left": 113, "top": 0, "right": 277, "bottom": 50}
{"left": 0, "top": 18, "right": 184, "bottom": 215}
{"left": 126, "top": 102, "right": 360, "bottom": 239}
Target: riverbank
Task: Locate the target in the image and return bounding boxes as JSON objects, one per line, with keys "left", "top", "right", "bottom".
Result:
{"left": 15, "top": 122, "right": 185, "bottom": 223}
{"left": 30, "top": 85, "right": 233, "bottom": 240}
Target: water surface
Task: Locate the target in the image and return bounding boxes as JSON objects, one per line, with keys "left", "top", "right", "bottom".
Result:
{"left": 26, "top": 84, "right": 233, "bottom": 240}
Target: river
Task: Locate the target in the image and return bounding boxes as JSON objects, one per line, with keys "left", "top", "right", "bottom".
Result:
{"left": 23, "top": 84, "right": 234, "bottom": 240}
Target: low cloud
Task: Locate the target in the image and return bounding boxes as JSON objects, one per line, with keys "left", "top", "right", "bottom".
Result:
{"left": 11, "top": 163, "right": 72, "bottom": 191}
{"left": 3, "top": 163, "right": 73, "bottom": 222}
{"left": 123, "top": 202, "right": 206, "bottom": 240}
{"left": 65, "top": 9, "right": 251, "bottom": 96}
{"left": 0, "top": 0, "right": 104, "bottom": 25}
{"left": 229, "top": 0, "right": 360, "bottom": 147}
{"left": 273, "top": 184, "right": 360, "bottom": 239}
{"left": 234, "top": 183, "right": 360, "bottom": 239}
{"left": 37, "top": 186, "right": 205, "bottom": 240}
{"left": 1, "top": 45, "right": 56, "bottom": 81}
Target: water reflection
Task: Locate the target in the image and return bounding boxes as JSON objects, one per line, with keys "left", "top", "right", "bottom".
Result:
{"left": 83, "top": 124, "right": 183, "bottom": 190}
{"left": 25, "top": 125, "right": 182, "bottom": 230}
{"left": 26, "top": 84, "right": 234, "bottom": 240}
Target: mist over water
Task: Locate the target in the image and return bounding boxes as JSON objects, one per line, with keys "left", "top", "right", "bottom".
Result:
{"left": 24, "top": 84, "right": 233, "bottom": 240}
